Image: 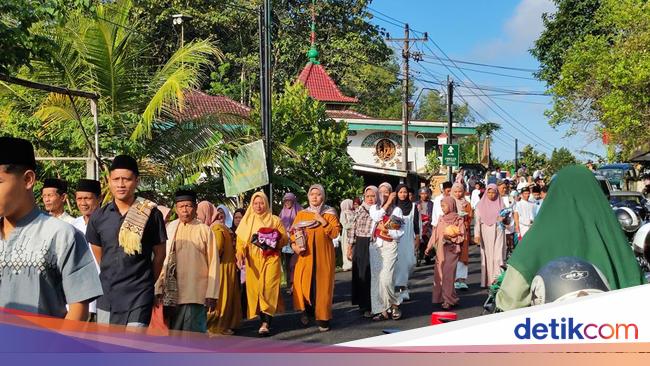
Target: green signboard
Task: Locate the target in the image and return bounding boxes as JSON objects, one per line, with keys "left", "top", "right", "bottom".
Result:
{"left": 222, "top": 140, "right": 269, "bottom": 197}
{"left": 442, "top": 144, "right": 460, "bottom": 167}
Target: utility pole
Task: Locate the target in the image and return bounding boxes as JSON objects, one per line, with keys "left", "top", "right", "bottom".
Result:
{"left": 514, "top": 138, "right": 519, "bottom": 173}
{"left": 387, "top": 25, "right": 427, "bottom": 183}
{"left": 259, "top": 0, "right": 273, "bottom": 202}
{"left": 446, "top": 75, "right": 454, "bottom": 182}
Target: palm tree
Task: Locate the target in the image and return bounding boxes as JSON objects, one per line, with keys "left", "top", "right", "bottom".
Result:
{"left": 0, "top": 0, "right": 260, "bottom": 198}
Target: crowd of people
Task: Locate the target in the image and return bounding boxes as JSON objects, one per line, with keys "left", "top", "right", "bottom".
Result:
{"left": 0, "top": 136, "right": 607, "bottom": 339}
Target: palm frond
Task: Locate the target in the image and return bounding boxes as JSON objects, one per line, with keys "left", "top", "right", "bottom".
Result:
{"left": 133, "top": 40, "right": 222, "bottom": 140}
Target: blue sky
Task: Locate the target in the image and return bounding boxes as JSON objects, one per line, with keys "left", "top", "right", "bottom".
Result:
{"left": 368, "top": 0, "right": 606, "bottom": 161}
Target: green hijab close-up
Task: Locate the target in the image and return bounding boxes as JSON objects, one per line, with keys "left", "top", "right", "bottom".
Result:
{"left": 497, "top": 165, "right": 645, "bottom": 310}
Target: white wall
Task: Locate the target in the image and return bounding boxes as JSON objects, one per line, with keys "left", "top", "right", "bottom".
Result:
{"left": 347, "top": 130, "right": 428, "bottom": 172}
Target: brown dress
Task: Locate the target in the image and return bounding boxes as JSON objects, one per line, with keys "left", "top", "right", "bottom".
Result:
{"left": 291, "top": 211, "right": 340, "bottom": 321}
{"left": 207, "top": 224, "right": 242, "bottom": 334}
{"left": 429, "top": 214, "right": 465, "bottom": 305}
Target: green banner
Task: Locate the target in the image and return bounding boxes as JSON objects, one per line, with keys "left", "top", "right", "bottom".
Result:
{"left": 222, "top": 140, "right": 269, "bottom": 197}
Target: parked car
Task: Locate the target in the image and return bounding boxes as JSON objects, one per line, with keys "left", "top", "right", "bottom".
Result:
{"left": 595, "top": 173, "right": 613, "bottom": 199}
{"left": 596, "top": 163, "right": 638, "bottom": 191}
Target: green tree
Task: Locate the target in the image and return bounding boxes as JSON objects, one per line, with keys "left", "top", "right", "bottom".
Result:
{"left": 131, "top": 0, "right": 401, "bottom": 117}
{"left": 534, "top": 0, "right": 650, "bottom": 156}
{"left": 519, "top": 145, "right": 548, "bottom": 172}
{"left": 0, "top": 0, "right": 241, "bottom": 203}
{"left": 254, "top": 82, "right": 363, "bottom": 208}
{"left": 531, "top": 0, "right": 602, "bottom": 85}
{"left": 425, "top": 150, "right": 442, "bottom": 176}
{"left": 414, "top": 89, "right": 474, "bottom": 124}
{"left": 547, "top": 147, "right": 578, "bottom": 176}
{"left": 0, "top": 0, "right": 93, "bottom": 72}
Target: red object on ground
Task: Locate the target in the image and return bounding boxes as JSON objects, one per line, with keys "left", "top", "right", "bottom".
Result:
{"left": 430, "top": 311, "right": 457, "bottom": 325}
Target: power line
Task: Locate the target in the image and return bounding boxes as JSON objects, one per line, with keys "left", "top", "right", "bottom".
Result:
{"left": 420, "top": 54, "right": 537, "bottom": 73}
{"left": 418, "top": 59, "right": 538, "bottom": 81}
{"left": 419, "top": 41, "right": 555, "bottom": 151}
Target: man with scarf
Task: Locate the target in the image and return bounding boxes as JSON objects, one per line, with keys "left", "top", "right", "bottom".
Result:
{"left": 497, "top": 166, "right": 645, "bottom": 310}
{"left": 87, "top": 155, "right": 167, "bottom": 327}
{"left": 155, "top": 189, "right": 219, "bottom": 333}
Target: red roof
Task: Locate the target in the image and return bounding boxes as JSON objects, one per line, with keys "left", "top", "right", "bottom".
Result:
{"left": 297, "top": 63, "right": 358, "bottom": 104}
{"left": 326, "top": 109, "right": 369, "bottom": 119}
{"left": 175, "top": 90, "right": 250, "bottom": 121}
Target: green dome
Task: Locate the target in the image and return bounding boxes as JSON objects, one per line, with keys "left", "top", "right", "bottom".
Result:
{"left": 307, "top": 45, "right": 319, "bottom": 64}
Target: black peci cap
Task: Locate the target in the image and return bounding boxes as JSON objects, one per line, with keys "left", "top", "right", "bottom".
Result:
{"left": 109, "top": 155, "right": 139, "bottom": 176}
{"left": 76, "top": 179, "right": 102, "bottom": 197}
{"left": 0, "top": 137, "right": 37, "bottom": 170}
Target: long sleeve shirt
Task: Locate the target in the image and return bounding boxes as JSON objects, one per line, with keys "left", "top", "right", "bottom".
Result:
{"left": 155, "top": 219, "right": 220, "bottom": 304}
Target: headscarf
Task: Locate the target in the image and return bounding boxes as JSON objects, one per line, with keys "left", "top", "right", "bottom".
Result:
{"left": 232, "top": 208, "right": 245, "bottom": 232}
{"left": 196, "top": 201, "right": 219, "bottom": 227}
{"left": 508, "top": 165, "right": 644, "bottom": 289}
{"left": 216, "top": 204, "right": 234, "bottom": 228}
{"left": 378, "top": 182, "right": 393, "bottom": 206}
{"left": 305, "top": 184, "right": 337, "bottom": 216}
{"left": 451, "top": 182, "right": 469, "bottom": 213}
{"left": 475, "top": 183, "right": 504, "bottom": 226}
{"left": 439, "top": 196, "right": 460, "bottom": 225}
{"left": 362, "top": 185, "right": 379, "bottom": 210}
{"left": 158, "top": 205, "right": 172, "bottom": 223}
{"left": 353, "top": 197, "right": 362, "bottom": 207}
{"left": 235, "top": 191, "right": 280, "bottom": 243}
{"left": 340, "top": 199, "right": 355, "bottom": 225}
{"left": 279, "top": 192, "right": 302, "bottom": 230}
{"left": 394, "top": 184, "right": 413, "bottom": 216}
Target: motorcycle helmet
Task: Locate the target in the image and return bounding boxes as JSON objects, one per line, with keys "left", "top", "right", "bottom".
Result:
{"left": 530, "top": 257, "right": 610, "bottom": 306}
{"left": 614, "top": 207, "right": 641, "bottom": 233}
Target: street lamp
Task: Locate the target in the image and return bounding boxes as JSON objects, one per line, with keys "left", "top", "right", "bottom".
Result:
{"left": 172, "top": 14, "right": 193, "bottom": 47}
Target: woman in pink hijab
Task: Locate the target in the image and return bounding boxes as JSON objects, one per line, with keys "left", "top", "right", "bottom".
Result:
{"left": 425, "top": 196, "right": 465, "bottom": 310}
{"left": 473, "top": 183, "right": 506, "bottom": 288}
{"left": 197, "top": 201, "right": 219, "bottom": 227}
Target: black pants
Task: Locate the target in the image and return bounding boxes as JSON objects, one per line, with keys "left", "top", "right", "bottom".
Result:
{"left": 260, "top": 312, "right": 273, "bottom": 325}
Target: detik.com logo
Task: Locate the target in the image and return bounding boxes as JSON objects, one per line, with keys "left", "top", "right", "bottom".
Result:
{"left": 514, "top": 317, "right": 638, "bottom": 340}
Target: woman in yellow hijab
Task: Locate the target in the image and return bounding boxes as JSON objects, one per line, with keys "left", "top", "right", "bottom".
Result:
{"left": 235, "top": 191, "right": 288, "bottom": 336}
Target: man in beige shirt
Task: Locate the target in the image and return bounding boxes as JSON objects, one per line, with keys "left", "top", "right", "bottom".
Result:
{"left": 155, "top": 189, "right": 219, "bottom": 333}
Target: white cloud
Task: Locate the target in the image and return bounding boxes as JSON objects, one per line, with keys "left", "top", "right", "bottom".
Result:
{"left": 473, "top": 0, "right": 556, "bottom": 60}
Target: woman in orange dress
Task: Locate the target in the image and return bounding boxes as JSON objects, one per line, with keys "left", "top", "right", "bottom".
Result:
{"left": 291, "top": 184, "right": 340, "bottom": 332}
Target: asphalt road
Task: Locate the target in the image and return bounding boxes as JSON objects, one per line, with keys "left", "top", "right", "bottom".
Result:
{"left": 235, "top": 246, "right": 487, "bottom": 344}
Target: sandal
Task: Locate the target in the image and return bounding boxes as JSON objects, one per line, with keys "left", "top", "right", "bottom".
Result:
{"left": 391, "top": 307, "right": 402, "bottom": 320}
{"left": 362, "top": 310, "right": 373, "bottom": 318}
{"left": 441, "top": 302, "right": 451, "bottom": 310}
{"left": 300, "top": 312, "right": 310, "bottom": 326}
{"left": 258, "top": 323, "right": 270, "bottom": 336}
{"left": 372, "top": 312, "right": 389, "bottom": 321}
{"left": 318, "top": 326, "right": 330, "bottom": 332}
{"left": 221, "top": 329, "right": 235, "bottom": 336}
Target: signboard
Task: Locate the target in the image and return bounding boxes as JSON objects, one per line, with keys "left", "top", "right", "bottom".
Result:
{"left": 222, "top": 140, "right": 269, "bottom": 197}
{"left": 442, "top": 143, "right": 460, "bottom": 167}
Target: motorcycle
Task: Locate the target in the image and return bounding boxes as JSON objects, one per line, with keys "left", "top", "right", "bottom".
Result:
{"left": 612, "top": 199, "right": 650, "bottom": 279}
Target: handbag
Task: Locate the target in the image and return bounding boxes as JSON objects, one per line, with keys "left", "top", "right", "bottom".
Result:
{"left": 161, "top": 239, "right": 179, "bottom": 307}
